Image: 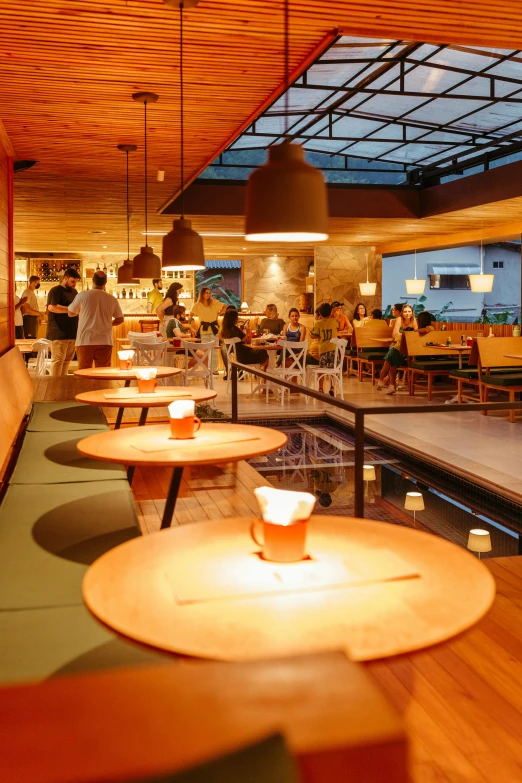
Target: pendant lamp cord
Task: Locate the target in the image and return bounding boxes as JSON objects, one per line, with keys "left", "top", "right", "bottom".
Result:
{"left": 284, "top": 0, "right": 289, "bottom": 137}
{"left": 144, "top": 100, "right": 149, "bottom": 244}
{"left": 414, "top": 249, "right": 417, "bottom": 279}
{"left": 126, "top": 150, "right": 130, "bottom": 260}
{"left": 180, "top": 1, "right": 185, "bottom": 218}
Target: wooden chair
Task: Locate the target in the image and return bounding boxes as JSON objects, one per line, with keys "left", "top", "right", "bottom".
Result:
{"left": 404, "top": 331, "right": 465, "bottom": 400}
{"left": 351, "top": 324, "right": 393, "bottom": 384}
{"left": 477, "top": 336, "right": 522, "bottom": 423}
{"left": 139, "top": 319, "right": 160, "bottom": 333}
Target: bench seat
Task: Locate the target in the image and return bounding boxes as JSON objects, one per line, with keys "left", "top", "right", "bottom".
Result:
{"left": 411, "top": 360, "right": 461, "bottom": 371}
{"left": 480, "top": 372, "right": 522, "bottom": 386}
{"left": 28, "top": 401, "right": 109, "bottom": 432}
{"left": 10, "top": 430, "right": 126, "bottom": 485}
{"left": 0, "top": 481, "right": 138, "bottom": 610}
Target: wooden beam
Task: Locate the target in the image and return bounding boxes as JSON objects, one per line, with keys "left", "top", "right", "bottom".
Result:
{"left": 377, "top": 221, "right": 522, "bottom": 255}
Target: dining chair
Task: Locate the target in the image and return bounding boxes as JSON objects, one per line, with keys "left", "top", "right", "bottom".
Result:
{"left": 128, "top": 331, "right": 162, "bottom": 347}
{"left": 134, "top": 341, "right": 168, "bottom": 385}
{"left": 223, "top": 337, "right": 242, "bottom": 393}
{"left": 267, "top": 340, "right": 308, "bottom": 406}
{"left": 181, "top": 339, "right": 216, "bottom": 402}
{"left": 306, "top": 338, "right": 348, "bottom": 404}
{"left": 28, "top": 338, "right": 52, "bottom": 376}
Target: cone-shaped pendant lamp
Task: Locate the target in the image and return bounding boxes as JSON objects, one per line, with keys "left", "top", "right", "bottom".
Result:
{"left": 244, "top": 0, "right": 328, "bottom": 243}
{"left": 132, "top": 92, "right": 162, "bottom": 279}
{"left": 162, "top": 1, "right": 205, "bottom": 271}
{"left": 469, "top": 239, "right": 494, "bottom": 293}
{"left": 359, "top": 256, "right": 377, "bottom": 296}
{"left": 405, "top": 250, "right": 426, "bottom": 295}
{"left": 117, "top": 144, "right": 139, "bottom": 286}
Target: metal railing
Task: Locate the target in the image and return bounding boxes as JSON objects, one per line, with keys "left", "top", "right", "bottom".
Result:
{"left": 230, "top": 360, "right": 522, "bottom": 518}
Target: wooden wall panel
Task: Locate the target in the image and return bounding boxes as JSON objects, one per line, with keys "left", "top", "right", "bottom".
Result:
{"left": 0, "top": 128, "right": 13, "bottom": 356}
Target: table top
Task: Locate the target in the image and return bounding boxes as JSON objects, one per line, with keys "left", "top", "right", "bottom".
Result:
{"left": 15, "top": 339, "right": 36, "bottom": 353}
{"left": 431, "top": 344, "right": 471, "bottom": 352}
{"left": 504, "top": 354, "right": 522, "bottom": 361}
{"left": 367, "top": 337, "right": 393, "bottom": 343}
{"left": 83, "top": 515, "right": 495, "bottom": 663}
{"left": 77, "top": 422, "right": 287, "bottom": 467}
{"left": 74, "top": 366, "right": 179, "bottom": 380}
{"left": 75, "top": 386, "right": 217, "bottom": 408}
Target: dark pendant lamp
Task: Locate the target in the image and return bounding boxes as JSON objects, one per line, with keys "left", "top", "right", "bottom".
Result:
{"left": 244, "top": 0, "right": 328, "bottom": 242}
{"left": 117, "top": 144, "right": 140, "bottom": 286}
{"left": 161, "top": 0, "right": 205, "bottom": 271}
{"left": 131, "top": 92, "right": 162, "bottom": 279}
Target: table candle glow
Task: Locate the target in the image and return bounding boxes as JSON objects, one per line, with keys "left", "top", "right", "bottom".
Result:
{"left": 135, "top": 367, "right": 157, "bottom": 381}
{"left": 118, "top": 349, "right": 134, "bottom": 369}
{"left": 169, "top": 399, "right": 195, "bottom": 419}
{"left": 252, "top": 487, "right": 316, "bottom": 563}
{"left": 118, "top": 350, "right": 134, "bottom": 361}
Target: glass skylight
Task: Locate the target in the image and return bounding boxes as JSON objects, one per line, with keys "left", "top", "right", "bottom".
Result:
{"left": 199, "top": 35, "right": 522, "bottom": 187}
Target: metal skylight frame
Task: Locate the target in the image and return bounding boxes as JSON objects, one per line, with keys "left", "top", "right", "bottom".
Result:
{"left": 203, "top": 35, "right": 522, "bottom": 186}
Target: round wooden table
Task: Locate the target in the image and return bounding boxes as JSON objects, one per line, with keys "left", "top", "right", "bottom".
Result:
{"left": 75, "top": 386, "right": 216, "bottom": 429}
{"left": 77, "top": 424, "right": 287, "bottom": 529}
{"left": 83, "top": 515, "right": 496, "bottom": 662}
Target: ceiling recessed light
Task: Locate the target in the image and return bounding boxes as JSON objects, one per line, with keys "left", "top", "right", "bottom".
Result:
{"left": 103, "top": 245, "right": 107, "bottom": 248}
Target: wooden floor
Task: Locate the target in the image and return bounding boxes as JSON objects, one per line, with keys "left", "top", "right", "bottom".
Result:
{"left": 30, "top": 374, "right": 522, "bottom": 782}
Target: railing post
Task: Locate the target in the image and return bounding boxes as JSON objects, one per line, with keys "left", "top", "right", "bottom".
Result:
{"left": 231, "top": 362, "right": 238, "bottom": 423}
{"left": 354, "top": 410, "right": 365, "bottom": 518}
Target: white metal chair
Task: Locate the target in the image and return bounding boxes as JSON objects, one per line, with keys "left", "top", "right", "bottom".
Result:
{"left": 128, "top": 332, "right": 163, "bottom": 347}
{"left": 134, "top": 341, "right": 168, "bottom": 384}
{"left": 223, "top": 337, "right": 242, "bottom": 393}
{"left": 267, "top": 340, "right": 308, "bottom": 406}
{"left": 306, "top": 338, "right": 348, "bottom": 404}
{"left": 181, "top": 339, "right": 216, "bottom": 400}
{"left": 27, "top": 339, "right": 52, "bottom": 376}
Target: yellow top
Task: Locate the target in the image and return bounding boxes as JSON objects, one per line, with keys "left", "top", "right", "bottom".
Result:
{"left": 310, "top": 317, "right": 338, "bottom": 354}
{"left": 147, "top": 288, "right": 164, "bottom": 313}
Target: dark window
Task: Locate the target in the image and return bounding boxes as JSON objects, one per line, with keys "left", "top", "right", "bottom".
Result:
{"left": 430, "top": 274, "right": 470, "bottom": 290}
{"left": 493, "top": 261, "right": 504, "bottom": 269}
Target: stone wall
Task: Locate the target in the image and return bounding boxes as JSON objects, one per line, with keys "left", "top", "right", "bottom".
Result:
{"left": 314, "top": 245, "right": 382, "bottom": 318}
{"left": 243, "top": 254, "right": 312, "bottom": 315}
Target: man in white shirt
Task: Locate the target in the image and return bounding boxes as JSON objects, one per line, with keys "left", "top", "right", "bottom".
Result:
{"left": 68, "top": 271, "right": 124, "bottom": 369}
{"left": 14, "top": 294, "right": 27, "bottom": 339}
{"left": 21, "top": 275, "right": 42, "bottom": 339}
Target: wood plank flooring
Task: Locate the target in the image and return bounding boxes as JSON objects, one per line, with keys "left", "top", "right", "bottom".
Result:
{"left": 28, "top": 374, "right": 522, "bottom": 782}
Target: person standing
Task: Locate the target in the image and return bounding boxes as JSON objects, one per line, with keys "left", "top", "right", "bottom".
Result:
{"left": 191, "top": 287, "right": 225, "bottom": 374}
{"left": 21, "top": 275, "right": 42, "bottom": 339}
{"left": 46, "top": 268, "right": 81, "bottom": 376}
{"left": 156, "top": 282, "right": 183, "bottom": 335}
{"left": 147, "top": 278, "right": 164, "bottom": 314}
{"left": 14, "top": 294, "right": 27, "bottom": 339}
{"left": 68, "top": 271, "right": 124, "bottom": 369}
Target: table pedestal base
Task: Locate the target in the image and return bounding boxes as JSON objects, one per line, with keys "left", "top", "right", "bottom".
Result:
{"left": 161, "top": 467, "right": 184, "bottom": 529}
{"left": 126, "top": 408, "right": 150, "bottom": 484}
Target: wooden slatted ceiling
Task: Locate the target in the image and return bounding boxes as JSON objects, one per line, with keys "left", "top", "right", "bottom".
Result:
{"left": 3, "top": 0, "right": 522, "bottom": 255}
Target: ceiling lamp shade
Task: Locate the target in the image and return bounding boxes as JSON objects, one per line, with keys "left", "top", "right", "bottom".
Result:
{"left": 467, "top": 528, "right": 492, "bottom": 554}
{"left": 245, "top": 142, "right": 329, "bottom": 242}
{"left": 244, "top": 0, "right": 328, "bottom": 243}
{"left": 404, "top": 491, "right": 425, "bottom": 511}
{"left": 162, "top": 218, "right": 205, "bottom": 271}
{"left": 405, "top": 250, "right": 426, "bottom": 295}
{"left": 132, "top": 245, "right": 161, "bottom": 279}
{"left": 117, "top": 144, "right": 139, "bottom": 286}
{"left": 469, "top": 239, "right": 494, "bottom": 293}
{"left": 363, "top": 464, "right": 376, "bottom": 481}
{"left": 359, "top": 256, "right": 377, "bottom": 296}
{"left": 132, "top": 91, "right": 161, "bottom": 279}
{"left": 162, "top": 1, "right": 206, "bottom": 270}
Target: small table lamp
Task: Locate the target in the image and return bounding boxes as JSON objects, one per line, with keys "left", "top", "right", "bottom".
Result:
{"left": 363, "top": 464, "right": 376, "bottom": 502}
{"left": 404, "top": 491, "right": 424, "bottom": 527}
{"left": 467, "top": 528, "right": 492, "bottom": 559}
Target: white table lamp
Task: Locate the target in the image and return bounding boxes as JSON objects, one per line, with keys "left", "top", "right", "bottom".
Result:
{"left": 405, "top": 491, "right": 424, "bottom": 527}
{"left": 467, "top": 528, "right": 492, "bottom": 558}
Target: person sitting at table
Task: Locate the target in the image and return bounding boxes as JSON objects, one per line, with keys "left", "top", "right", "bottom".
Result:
{"left": 156, "top": 282, "right": 183, "bottom": 333}
{"left": 370, "top": 308, "right": 385, "bottom": 322}
{"left": 352, "top": 302, "right": 370, "bottom": 329}
{"left": 310, "top": 302, "right": 339, "bottom": 393}
{"left": 281, "top": 307, "right": 307, "bottom": 343}
{"left": 259, "top": 304, "right": 285, "bottom": 336}
{"left": 166, "top": 305, "right": 192, "bottom": 341}
{"left": 220, "top": 309, "right": 269, "bottom": 371}
{"left": 377, "top": 303, "right": 417, "bottom": 395}
{"left": 331, "top": 301, "right": 352, "bottom": 335}
{"left": 220, "top": 305, "right": 243, "bottom": 381}
{"left": 417, "top": 310, "right": 435, "bottom": 336}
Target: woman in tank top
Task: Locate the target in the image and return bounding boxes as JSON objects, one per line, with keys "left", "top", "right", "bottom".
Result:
{"left": 281, "top": 308, "right": 307, "bottom": 343}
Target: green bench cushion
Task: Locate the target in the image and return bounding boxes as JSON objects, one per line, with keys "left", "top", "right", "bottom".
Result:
{"left": 450, "top": 367, "right": 522, "bottom": 380}
{"left": 0, "top": 604, "right": 169, "bottom": 684}
{"left": 28, "top": 401, "right": 108, "bottom": 432}
{"left": 481, "top": 373, "right": 522, "bottom": 387}
{"left": 0, "top": 481, "right": 138, "bottom": 610}
{"left": 10, "top": 430, "right": 126, "bottom": 484}
{"left": 357, "top": 346, "right": 386, "bottom": 354}
{"left": 411, "top": 361, "right": 461, "bottom": 371}
{"left": 358, "top": 352, "right": 387, "bottom": 361}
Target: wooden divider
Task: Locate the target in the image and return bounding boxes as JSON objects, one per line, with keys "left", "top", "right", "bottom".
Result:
{"left": 0, "top": 347, "right": 34, "bottom": 480}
